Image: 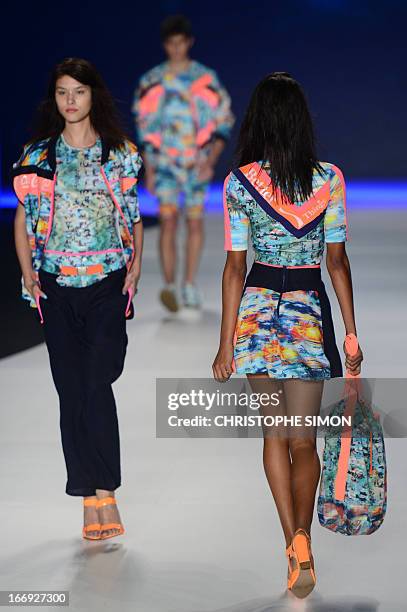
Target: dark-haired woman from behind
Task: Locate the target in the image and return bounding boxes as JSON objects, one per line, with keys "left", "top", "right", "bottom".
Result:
{"left": 13, "top": 58, "right": 144, "bottom": 540}
{"left": 212, "top": 72, "right": 363, "bottom": 598}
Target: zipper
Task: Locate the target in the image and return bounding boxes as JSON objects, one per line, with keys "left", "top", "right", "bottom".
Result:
{"left": 276, "top": 265, "right": 287, "bottom": 317}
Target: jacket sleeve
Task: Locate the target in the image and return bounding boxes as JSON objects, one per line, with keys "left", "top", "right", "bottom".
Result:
{"left": 211, "top": 71, "right": 235, "bottom": 142}
{"left": 11, "top": 143, "right": 38, "bottom": 308}
{"left": 11, "top": 143, "right": 32, "bottom": 205}
{"left": 131, "top": 71, "right": 162, "bottom": 159}
{"left": 121, "top": 141, "right": 143, "bottom": 224}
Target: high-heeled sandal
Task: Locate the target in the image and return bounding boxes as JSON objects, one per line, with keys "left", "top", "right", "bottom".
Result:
{"left": 96, "top": 496, "right": 125, "bottom": 540}
{"left": 82, "top": 498, "right": 101, "bottom": 540}
{"left": 286, "top": 529, "right": 316, "bottom": 599}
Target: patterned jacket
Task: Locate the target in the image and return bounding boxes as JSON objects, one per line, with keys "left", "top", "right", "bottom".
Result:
{"left": 11, "top": 136, "right": 142, "bottom": 308}
{"left": 132, "top": 60, "right": 234, "bottom": 161}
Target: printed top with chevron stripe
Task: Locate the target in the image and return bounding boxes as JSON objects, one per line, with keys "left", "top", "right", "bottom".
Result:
{"left": 223, "top": 160, "right": 348, "bottom": 266}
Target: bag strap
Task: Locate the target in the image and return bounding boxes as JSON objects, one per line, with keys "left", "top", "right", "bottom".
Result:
{"left": 334, "top": 334, "right": 360, "bottom": 501}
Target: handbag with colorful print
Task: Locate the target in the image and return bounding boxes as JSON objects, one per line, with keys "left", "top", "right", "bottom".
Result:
{"left": 317, "top": 334, "right": 387, "bottom": 535}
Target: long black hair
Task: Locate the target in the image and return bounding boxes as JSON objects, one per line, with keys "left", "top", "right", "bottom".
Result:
{"left": 29, "top": 57, "right": 128, "bottom": 149}
{"left": 235, "top": 72, "right": 324, "bottom": 203}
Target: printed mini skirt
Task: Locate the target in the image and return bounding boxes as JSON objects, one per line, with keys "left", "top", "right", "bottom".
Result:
{"left": 232, "top": 262, "right": 343, "bottom": 379}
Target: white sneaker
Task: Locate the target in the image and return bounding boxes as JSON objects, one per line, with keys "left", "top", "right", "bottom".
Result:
{"left": 181, "top": 283, "right": 202, "bottom": 309}
{"left": 159, "top": 283, "right": 179, "bottom": 312}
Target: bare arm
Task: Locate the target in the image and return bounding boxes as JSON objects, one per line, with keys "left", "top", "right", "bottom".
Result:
{"left": 197, "top": 138, "right": 226, "bottom": 182}
{"left": 326, "top": 242, "right": 363, "bottom": 375}
{"left": 123, "top": 219, "right": 144, "bottom": 295}
{"left": 14, "top": 204, "right": 46, "bottom": 299}
{"left": 212, "top": 250, "right": 247, "bottom": 382}
{"left": 207, "top": 138, "right": 226, "bottom": 167}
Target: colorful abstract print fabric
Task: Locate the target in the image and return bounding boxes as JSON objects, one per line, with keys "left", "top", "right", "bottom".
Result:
{"left": 225, "top": 160, "right": 349, "bottom": 378}
{"left": 318, "top": 399, "right": 387, "bottom": 535}
{"left": 41, "top": 135, "right": 126, "bottom": 287}
{"left": 234, "top": 287, "right": 331, "bottom": 379}
{"left": 223, "top": 161, "right": 348, "bottom": 267}
{"left": 133, "top": 60, "right": 234, "bottom": 168}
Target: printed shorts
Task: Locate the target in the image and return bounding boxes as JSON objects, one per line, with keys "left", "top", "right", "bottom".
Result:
{"left": 154, "top": 162, "right": 209, "bottom": 219}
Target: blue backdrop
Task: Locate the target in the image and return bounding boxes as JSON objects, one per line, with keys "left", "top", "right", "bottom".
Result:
{"left": 2, "top": 0, "right": 406, "bottom": 188}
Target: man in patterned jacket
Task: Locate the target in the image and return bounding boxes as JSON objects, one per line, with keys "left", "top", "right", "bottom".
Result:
{"left": 132, "top": 14, "right": 234, "bottom": 311}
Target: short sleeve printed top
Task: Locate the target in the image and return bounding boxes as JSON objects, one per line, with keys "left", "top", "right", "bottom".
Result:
{"left": 223, "top": 161, "right": 347, "bottom": 267}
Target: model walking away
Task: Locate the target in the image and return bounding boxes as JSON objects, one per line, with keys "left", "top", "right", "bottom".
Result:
{"left": 212, "top": 72, "right": 363, "bottom": 598}
{"left": 13, "top": 57, "right": 144, "bottom": 540}
{"left": 132, "top": 14, "right": 234, "bottom": 312}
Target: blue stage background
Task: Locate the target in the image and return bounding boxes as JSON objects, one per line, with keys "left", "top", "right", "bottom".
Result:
{"left": 1, "top": 0, "right": 406, "bottom": 356}
{"left": 2, "top": 0, "right": 406, "bottom": 190}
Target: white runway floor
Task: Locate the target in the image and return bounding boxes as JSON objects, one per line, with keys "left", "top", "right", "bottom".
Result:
{"left": 1, "top": 210, "right": 406, "bottom": 611}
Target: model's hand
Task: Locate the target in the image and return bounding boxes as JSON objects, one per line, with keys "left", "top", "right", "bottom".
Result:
{"left": 212, "top": 344, "right": 234, "bottom": 382}
{"left": 343, "top": 341, "right": 363, "bottom": 376}
{"left": 122, "top": 262, "right": 140, "bottom": 297}
{"left": 145, "top": 167, "right": 155, "bottom": 195}
{"left": 24, "top": 270, "right": 47, "bottom": 300}
{"left": 196, "top": 158, "right": 215, "bottom": 182}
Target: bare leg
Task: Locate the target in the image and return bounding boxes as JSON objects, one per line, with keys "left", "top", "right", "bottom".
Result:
{"left": 159, "top": 210, "right": 179, "bottom": 284}
{"left": 284, "top": 379, "right": 323, "bottom": 535}
{"left": 83, "top": 495, "right": 100, "bottom": 538}
{"left": 184, "top": 217, "right": 204, "bottom": 285}
{"left": 95, "top": 488, "right": 123, "bottom": 538}
{"left": 247, "top": 374, "right": 295, "bottom": 547}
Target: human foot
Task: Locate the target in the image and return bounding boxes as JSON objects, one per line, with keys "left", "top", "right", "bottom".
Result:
{"left": 95, "top": 493, "right": 124, "bottom": 540}
{"left": 83, "top": 496, "right": 101, "bottom": 540}
{"left": 287, "top": 529, "right": 316, "bottom": 599}
{"left": 160, "top": 283, "right": 179, "bottom": 312}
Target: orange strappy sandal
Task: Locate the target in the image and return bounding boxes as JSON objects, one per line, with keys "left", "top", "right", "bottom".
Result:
{"left": 96, "top": 496, "right": 125, "bottom": 540}
{"left": 286, "top": 529, "right": 316, "bottom": 599}
{"left": 82, "top": 498, "right": 101, "bottom": 540}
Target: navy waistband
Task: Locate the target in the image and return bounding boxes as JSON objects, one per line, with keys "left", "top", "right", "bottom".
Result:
{"left": 244, "top": 262, "right": 323, "bottom": 293}
{"left": 244, "top": 262, "right": 324, "bottom": 317}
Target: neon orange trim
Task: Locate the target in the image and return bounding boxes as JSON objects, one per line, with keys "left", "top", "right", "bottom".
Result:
{"left": 59, "top": 264, "right": 104, "bottom": 276}
{"left": 144, "top": 132, "right": 162, "bottom": 149}
{"left": 334, "top": 337, "right": 360, "bottom": 500}
{"left": 139, "top": 84, "right": 164, "bottom": 116}
{"left": 223, "top": 173, "right": 232, "bottom": 250}
{"left": 121, "top": 177, "right": 138, "bottom": 192}
{"left": 240, "top": 162, "right": 330, "bottom": 229}
{"left": 330, "top": 164, "right": 348, "bottom": 240}
{"left": 190, "top": 73, "right": 213, "bottom": 93}
{"left": 196, "top": 120, "right": 216, "bottom": 147}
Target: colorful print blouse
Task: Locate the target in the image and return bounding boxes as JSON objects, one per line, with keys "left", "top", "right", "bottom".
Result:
{"left": 41, "top": 134, "right": 125, "bottom": 287}
{"left": 223, "top": 161, "right": 348, "bottom": 266}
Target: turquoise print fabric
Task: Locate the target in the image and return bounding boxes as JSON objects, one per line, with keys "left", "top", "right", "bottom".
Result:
{"left": 223, "top": 161, "right": 348, "bottom": 266}
{"left": 41, "top": 135, "right": 125, "bottom": 287}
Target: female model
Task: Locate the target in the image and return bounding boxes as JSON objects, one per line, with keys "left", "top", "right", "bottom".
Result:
{"left": 213, "top": 72, "right": 363, "bottom": 598}
{"left": 13, "top": 58, "right": 144, "bottom": 540}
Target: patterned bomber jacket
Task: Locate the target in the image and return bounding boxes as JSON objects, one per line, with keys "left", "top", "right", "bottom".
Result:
{"left": 132, "top": 60, "right": 235, "bottom": 159}
{"left": 11, "top": 135, "right": 143, "bottom": 308}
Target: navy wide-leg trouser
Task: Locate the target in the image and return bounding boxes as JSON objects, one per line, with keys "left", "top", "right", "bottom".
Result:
{"left": 38, "top": 266, "right": 130, "bottom": 496}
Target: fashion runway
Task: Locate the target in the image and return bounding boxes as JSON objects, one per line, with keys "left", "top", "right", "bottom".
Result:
{"left": 1, "top": 208, "right": 406, "bottom": 611}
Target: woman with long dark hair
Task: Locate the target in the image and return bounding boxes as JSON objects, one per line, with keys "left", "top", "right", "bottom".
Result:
{"left": 13, "top": 58, "right": 144, "bottom": 540}
{"left": 213, "top": 72, "right": 363, "bottom": 597}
